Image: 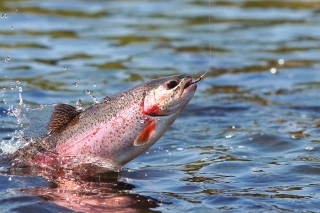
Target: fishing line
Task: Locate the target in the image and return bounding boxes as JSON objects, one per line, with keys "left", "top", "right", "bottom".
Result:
{"left": 191, "top": 0, "right": 211, "bottom": 84}
{"left": 207, "top": 0, "right": 212, "bottom": 73}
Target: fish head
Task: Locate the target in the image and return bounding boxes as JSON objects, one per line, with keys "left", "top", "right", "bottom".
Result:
{"left": 116, "top": 75, "right": 197, "bottom": 164}
{"left": 143, "top": 75, "right": 197, "bottom": 116}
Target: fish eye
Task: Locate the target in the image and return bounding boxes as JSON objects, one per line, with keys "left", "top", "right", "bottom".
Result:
{"left": 166, "top": 80, "right": 179, "bottom": 89}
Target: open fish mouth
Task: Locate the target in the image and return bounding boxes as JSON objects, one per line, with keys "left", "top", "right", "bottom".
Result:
{"left": 177, "top": 77, "right": 196, "bottom": 99}
{"left": 183, "top": 78, "right": 193, "bottom": 89}
{"left": 183, "top": 71, "right": 206, "bottom": 90}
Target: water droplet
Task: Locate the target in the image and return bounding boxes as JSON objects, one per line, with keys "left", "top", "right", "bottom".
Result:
{"left": 11, "top": 26, "right": 13, "bottom": 29}
{"left": 72, "top": 82, "right": 78, "bottom": 87}
{"left": 76, "top": 99, "right": 82, "bottom": 109}
{"left": 85, "top": 89, "right": 91, "bottom": 94}
{"left": 278, "top": 58, "right": 284, "bottom": 65}
{"left": 63, "top": 66, "right": 66, "bottom": 70}
{"left": 4, "top": 56, "right": 10, "bottom": 62}
{"left": 5, "top": 14, "right": 8, "bottom": 18}
{"left": 270, "top": 67, "right": 277, "bottom": 74}
{"left": 92, "top": 95, "right": 99, "bottom": 103}
{"left": 93, "top": 83, "right": 96, "bottom": 87}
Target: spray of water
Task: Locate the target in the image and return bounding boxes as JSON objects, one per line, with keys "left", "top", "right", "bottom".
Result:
{"left": 0, "top": 81, "right": 56, "bottom": 155}
{"left": 0, "top": 81, "right": 28, "bottom": 154}
{"left": 0, "top": 80, "right": 102, "bottom": 156}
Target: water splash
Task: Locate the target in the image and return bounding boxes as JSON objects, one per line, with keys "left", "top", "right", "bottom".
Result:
{"left": 1, "top": 81, "right": 28, "bottom": 154}
{"left": 22, "top": 104, "right": 54, "bottom": 139}
{"left": 76, "top": 99, "right": 82, "bottom": 110}
{"left": 1, "top": 79, "right": 103, "bottom": 156}
{"left": 0, "top": 81, "right": 54, "bottom": 155}
{"left": 85, "top": 90, "right": 99, "bottom": 104}
{"left": 91, "top": 95, "right": 99, "bottom": 104}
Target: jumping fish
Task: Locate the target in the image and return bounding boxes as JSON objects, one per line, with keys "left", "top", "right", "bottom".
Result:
{"left": 12, "top": 75, "right": 198, "bottom": 174}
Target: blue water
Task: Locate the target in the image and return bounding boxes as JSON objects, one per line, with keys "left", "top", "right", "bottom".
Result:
{"left": 1, "top": 0, "right": 320, "bottom": 212}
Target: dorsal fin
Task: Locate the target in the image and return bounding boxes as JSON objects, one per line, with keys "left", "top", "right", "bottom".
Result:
{"left": 46, "top": 104, "right": 81, "bottom": 133}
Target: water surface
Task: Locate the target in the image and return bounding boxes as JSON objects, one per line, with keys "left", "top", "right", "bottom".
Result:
{"left": 1, "top": 0, "right": 320, "bottom": 212}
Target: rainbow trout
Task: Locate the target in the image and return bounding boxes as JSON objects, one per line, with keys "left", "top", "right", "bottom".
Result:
{"left": 12, "top": 75, "right": 198, "bottom": 174}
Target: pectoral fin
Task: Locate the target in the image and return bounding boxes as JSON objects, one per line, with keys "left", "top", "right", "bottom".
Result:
{"left": 46, "top": 104, "right": 82, "bottom": 133}
{"left": 134, "top": 121, "right": 156, "bottom": 146}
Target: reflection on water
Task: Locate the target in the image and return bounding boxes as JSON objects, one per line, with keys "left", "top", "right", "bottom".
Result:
{"left": 3, "top": 166, "right": 161, "bottom": 213}
{"left": 1, "top": 0, "right": 320, "bottom": 212}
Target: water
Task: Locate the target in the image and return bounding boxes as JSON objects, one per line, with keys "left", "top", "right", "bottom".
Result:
{"left": 1, "top": 0, "right": 320, "bottom": 212}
